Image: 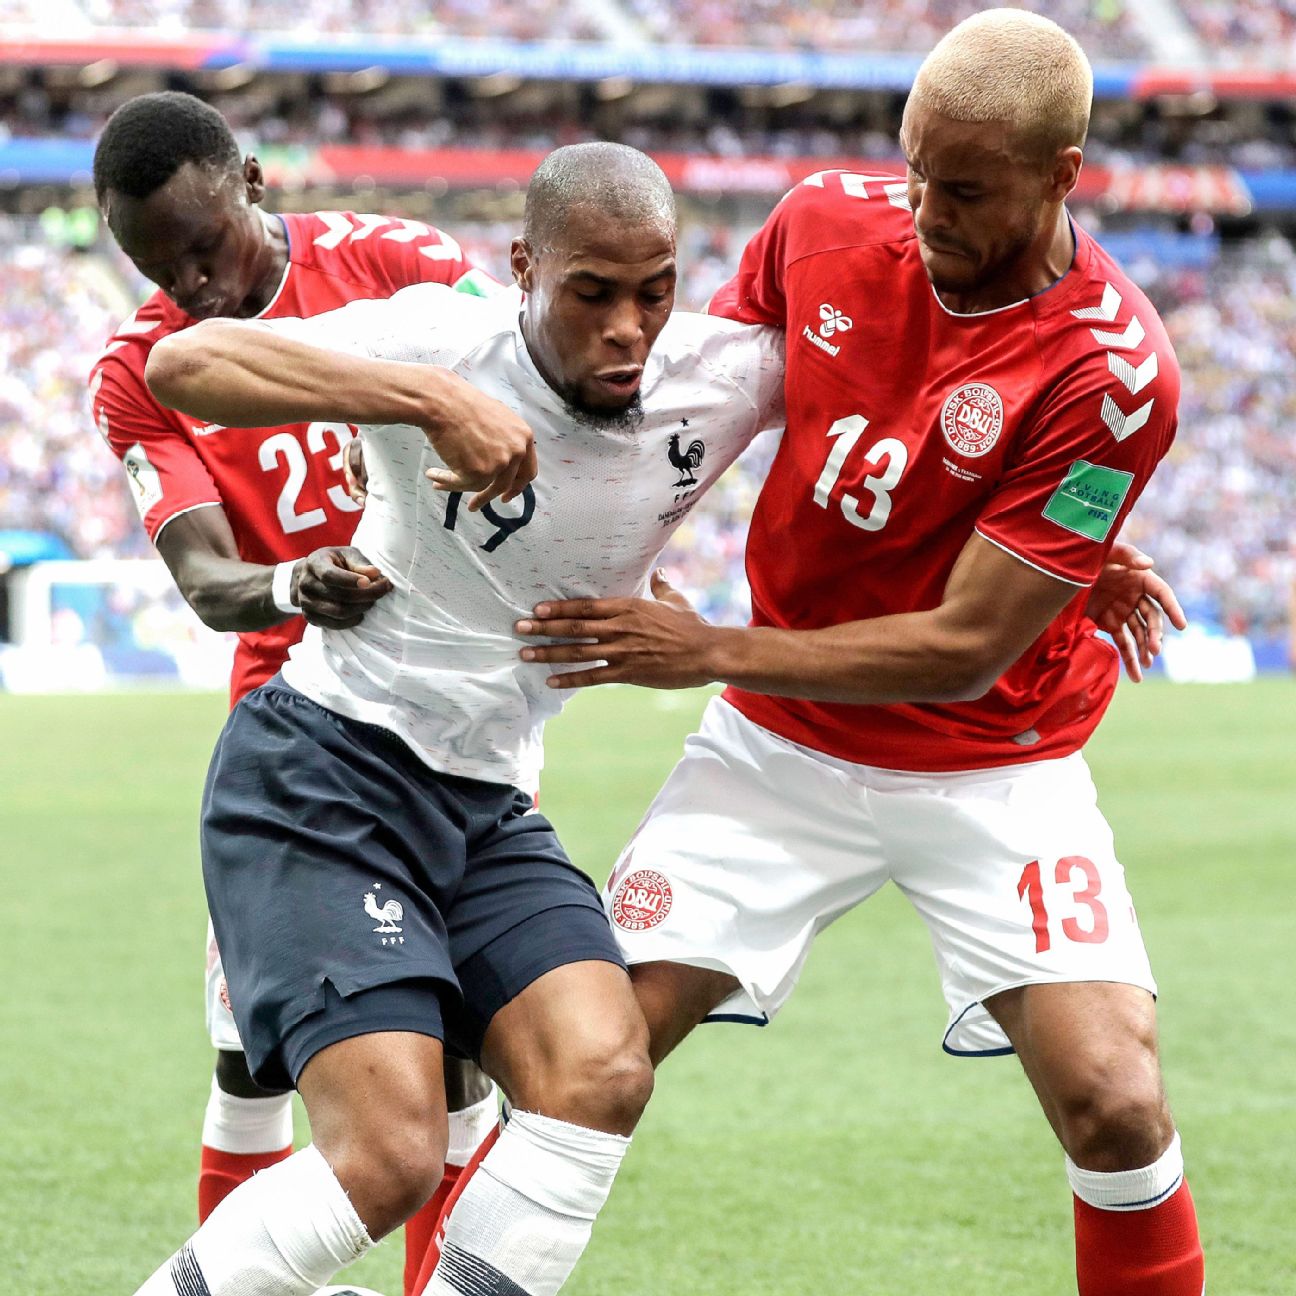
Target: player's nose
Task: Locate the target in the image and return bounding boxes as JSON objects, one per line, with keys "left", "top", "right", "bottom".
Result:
{"left": 602, "top": 299, "right": 644, "bottom": 350}
{"left": 171, "top": 261, "right": 210, "bottom": 303}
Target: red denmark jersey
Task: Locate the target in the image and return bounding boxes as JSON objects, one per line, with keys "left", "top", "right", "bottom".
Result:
{"left": 91, "top": 211, "right": 484, "bottom": 706}
{"left": 710, "top": 172, "right": 1179, "bottom": 771}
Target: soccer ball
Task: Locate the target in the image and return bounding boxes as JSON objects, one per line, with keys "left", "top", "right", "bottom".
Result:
{"left": 317, "top": 1287, "right": 389, "bottom": 1296}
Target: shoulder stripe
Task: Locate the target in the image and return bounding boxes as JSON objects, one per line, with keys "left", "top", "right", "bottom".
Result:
{"left": 1089, "top": 315, "right": 1145, "bottom": 351}
{"left": 114, "top": 309, "right": 162, "bottom": 337}
{"left": 1071, "top": 282, "right": 1122, "bottom": 322}
{"left": 1100, "top": 393, "right": 1155, "bottom": 443}
{"left": 1107, "top": 351, "right": 1158, "bottom": 396}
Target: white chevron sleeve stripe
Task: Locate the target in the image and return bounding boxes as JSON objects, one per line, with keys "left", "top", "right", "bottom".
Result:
{"left": 1108, "top": 351, "right": 1159, "bottom": 395}
{"left": 1101, "top": 392, "right": 1155, "bottom": 442}
{"left": 1071, "top": 282, "right": 1122, "bottom": 321}
{"left": 1090, "top": 316, "right": 1146, "bottom": 350}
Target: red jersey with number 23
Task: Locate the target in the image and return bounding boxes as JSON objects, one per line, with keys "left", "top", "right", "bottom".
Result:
{"left": 90, "top": 211, "right": 485, "bottom": 706}
{"left": 710, "top": 171, "right": 1179, "bottom": 771}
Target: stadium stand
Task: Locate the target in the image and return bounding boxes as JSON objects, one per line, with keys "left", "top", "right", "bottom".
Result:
{"left": 0, "top": 222, "right": 146, "bottom": 561}
{"left": 78, "top": 0, "right": 609, "bottom": 39}
{"left": 1178, "top": 0, "right": 1296, "bottom": 68}
{"left": 623, "top": 0, "right": 1148, "bottom": 58}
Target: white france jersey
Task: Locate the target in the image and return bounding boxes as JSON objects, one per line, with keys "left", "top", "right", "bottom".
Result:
{"left": 276, "top": 282, "right": 785, "bottom": 791}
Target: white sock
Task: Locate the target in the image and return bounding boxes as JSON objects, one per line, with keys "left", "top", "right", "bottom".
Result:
{"left": 446, "top": 1086, "right": 500, "bottom": 1169}
{"left": 134, "top": 1144, "right": 371, "bottom": 1294}
{"left": 424, "top": 1110, "right": 630, "bottom": 1296}
{"left": 201, "top": 1076, "right": 295, "bottom": 1154}
{"left": 1066, "top": 1130, "right": 1186, "bottom": 1211}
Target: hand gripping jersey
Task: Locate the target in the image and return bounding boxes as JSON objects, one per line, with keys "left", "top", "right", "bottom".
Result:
{"left": 90, "top": 212, "right": 491, "bottom": 706}
{"left": 709, "top": 171, "right": 1180, "bottom": 772}
{"left": 274, "top": 284, "right": 786, "bottom": 793}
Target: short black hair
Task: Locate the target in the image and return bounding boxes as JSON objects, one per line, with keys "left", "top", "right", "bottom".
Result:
{"left": 523, "top": 142, "right": 676, "bottom": 251}
{"left": 93, "top": 91, "right": 242, "bottom": 204}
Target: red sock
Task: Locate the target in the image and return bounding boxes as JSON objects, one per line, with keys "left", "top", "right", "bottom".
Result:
{"left": 1074, "top": 1178, "right": 1204, "bottom": 1295}
{"left": 410, "top": 1125, "right": 501, "bottom": 1295}
{"left": 404, "top": 1167, "right": 461, "bottom": 1296}
{"left": 197, "top": 1144, "right": 292, "bottom": 1222}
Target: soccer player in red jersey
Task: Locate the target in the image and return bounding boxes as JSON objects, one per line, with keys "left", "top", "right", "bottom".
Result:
{"left": 89, "top": 93, "right": 501, "bottom": 1291}
{"left": 519, "top": 12, "right": 1204, "bottom": 1293}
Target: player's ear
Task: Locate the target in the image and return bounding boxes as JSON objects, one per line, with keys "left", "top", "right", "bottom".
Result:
{"left": 243, "top": 155, "right": 266, "bottom": 205}
{"left": 510, "top": 237, "right": 535, "bottom": 292}
{"left": 1045, "top": 145, "right": 1083, "bottom": 205}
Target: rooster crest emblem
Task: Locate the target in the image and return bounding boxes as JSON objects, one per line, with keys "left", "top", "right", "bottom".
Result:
{"left": 364, "top": 890, "right": 404, "bottom": 934}
{"left": 667, "top": 428, "right": 705, "bottom": 488}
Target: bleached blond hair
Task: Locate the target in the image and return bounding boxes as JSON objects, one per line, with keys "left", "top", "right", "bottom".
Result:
{"left": 907, "top": 8, "right": 1094, "bottom": 164}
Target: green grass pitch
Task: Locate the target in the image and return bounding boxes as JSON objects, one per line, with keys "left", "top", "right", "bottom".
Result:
{"left": 2, "top": 678, "right": 1293, "bottom": 1294}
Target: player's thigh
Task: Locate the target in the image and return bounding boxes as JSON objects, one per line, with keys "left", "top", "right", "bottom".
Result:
{"left": 604, "top": 697, "right": 889, "bottom": 1030}
{"left": 446, "top": 797, "right": 649, "bottom": 1129}
{"left": 985, "top": 979, "right": 1170, "bottom": 1161}
{"left": 630, "top": 960, "right": 743, "bottom": 1066}
{"left": 444, "top": 789, "right": 629, "bottom": 1045}
{"left": 298, "top": 1022, "right": 448, "bottom": 1157}
{"left": 480, "top": 958, "right": 652, "bottom": 1134}
{"left": 297, "top": 1020, "right": 450, "bottom": 1234}
{"left": 201, "top": 682, "right": 464, "bottom": 1090}
{"left": 874, "top": 752, "right": 1156, "bottom": 1056}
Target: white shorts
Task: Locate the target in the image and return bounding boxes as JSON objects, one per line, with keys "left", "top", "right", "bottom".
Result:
{"left": 205, "top": 918, "right": 244, "bottom": 1052}
{"left": 605, "top": 697, "right": 1156, "bottom": 1055}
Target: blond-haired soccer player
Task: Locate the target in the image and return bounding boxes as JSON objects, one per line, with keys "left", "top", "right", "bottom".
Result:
{"left": 520, "top": 12, "right": 1205, "bottom": 1293}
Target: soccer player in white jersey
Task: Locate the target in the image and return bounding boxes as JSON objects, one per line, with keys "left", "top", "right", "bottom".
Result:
{"left": 126, "top": 142, "right": 785, "bottom": 1296}
{"left": 519, "top": 14, "right": 1205, "bottom": 1295}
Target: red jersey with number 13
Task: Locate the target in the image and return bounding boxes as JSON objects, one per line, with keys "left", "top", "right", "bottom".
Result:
{"left": 90, "top": 211, "right": 486, "bottom": 705}
{"left": 710, "top": 171, "right": 1179, "bottom": 771}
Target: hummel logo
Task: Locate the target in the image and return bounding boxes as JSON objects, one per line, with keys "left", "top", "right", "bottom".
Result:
{"left": 819, "top": 303, "right": 853, "bottom": 338}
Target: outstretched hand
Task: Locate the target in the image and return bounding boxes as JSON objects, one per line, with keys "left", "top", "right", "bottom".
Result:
{"left": 516, "top": 570, "right": 721, "bottom": 690}
{"left": 1086, "top": 541, "right": 1187, "bottom": 682}
{"left": 294, "top": 545, "right": 394, "bottom": 630}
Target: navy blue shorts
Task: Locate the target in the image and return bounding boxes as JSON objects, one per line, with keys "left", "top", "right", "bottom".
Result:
{"left": 201, "top": 680, "right": 624, "bottom": 1090}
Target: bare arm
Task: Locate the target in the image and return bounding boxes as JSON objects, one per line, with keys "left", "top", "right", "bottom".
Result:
{"left": 516, "top": 534, "right": 1081, "bottom": 703}
{"left": 146, "top": 318, "right": 536, "bottom": 508}
{"left": 155, "top": 505, "right": 392, "bottom": 633}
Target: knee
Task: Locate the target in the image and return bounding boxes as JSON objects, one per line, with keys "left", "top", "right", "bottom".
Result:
{"left": 322, "top": 1114, "right": 447, "bottom": 1239}
{"left": 1055, "top": 1048, "right": 1174, "bottom": 1171}
{"left": 529, "top": 1026, "right": 655, "bottom": 1136}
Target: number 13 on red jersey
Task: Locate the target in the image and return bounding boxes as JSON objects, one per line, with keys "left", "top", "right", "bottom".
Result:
{"left": 813, "top": 415, "right": 909, "bottom": 533}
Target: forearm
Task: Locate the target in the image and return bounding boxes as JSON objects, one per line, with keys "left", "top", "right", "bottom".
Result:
{"left": 703, "top": 611, "right": 1002, "bottom": 706}
{"left": 145, "top": 319, "right": 452, "bottom": 430}
{"left": 173, "top": 550, "right": 291, "bottom": 633}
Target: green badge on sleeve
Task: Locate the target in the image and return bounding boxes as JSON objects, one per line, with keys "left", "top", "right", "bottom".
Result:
{"left": 1042, "top": 460, "right": 1134, "bottom": 542}
{"left": 453, "top": 268, "right": 497, "bottom": 297}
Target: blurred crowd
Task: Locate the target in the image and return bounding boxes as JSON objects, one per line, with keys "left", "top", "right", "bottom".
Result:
{"left": 6, "top": 75, "right": 1295, "bottom": 176}
{"left": 1, "top": 213, "right": 1291, "bottom": 646}
{"left": 1178, "top": 0, "right": 1296, "bottom": 70}
{"left": 1125, "top": 241, "right": 1296, "bottom": 640}
{"left": 79, "top": 0, "right": 606, "bottom": 40}
{"left": 1, "top": 0, "right": 1293, "bottom": 62}
{"left": 624, "top": 0, "right": 1146, "bottom": 57}
{"left": 0, "top": 225, "right": 143, "bottom": 559}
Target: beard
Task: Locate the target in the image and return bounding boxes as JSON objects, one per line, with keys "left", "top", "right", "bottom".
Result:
{"left": 562, "top": 390, "right": 646, "bottom": 436}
